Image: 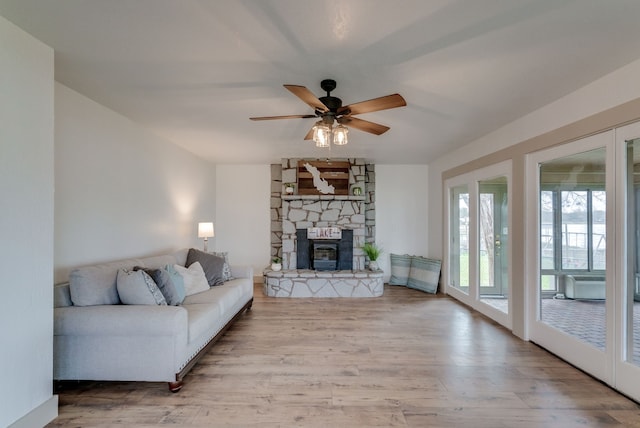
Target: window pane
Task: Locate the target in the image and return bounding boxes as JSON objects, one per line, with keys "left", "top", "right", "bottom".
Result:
{"left": 479, "top": 192, "right": 494, "bottom": 288}
{"left": 561, "top": 190, "right": 588, "bottom": 270}
{"left": 540, "top": 190, "right": 555, "bottom": 270}
{"left": 541, "top": 275, "right": 556, "bottom": 292}
{"left": 592, "top": 190, "right": 606, "bottom": 270}
{"left": 450, "top": 185, "right": 469, "bottom": 292}
{"left": 479, "top": 177, "right": 509, "bottom": 314}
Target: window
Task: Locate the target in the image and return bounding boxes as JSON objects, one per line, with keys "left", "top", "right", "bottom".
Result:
{"left": 539, "top": 149, "right": 606, "bottom": 294}
{"left": 540, "top": 189, "right": 605, "bottom": 276}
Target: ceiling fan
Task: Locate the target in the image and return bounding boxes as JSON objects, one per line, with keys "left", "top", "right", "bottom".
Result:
{"left": 250, "top": 79, "right": 406, "bottom": 146}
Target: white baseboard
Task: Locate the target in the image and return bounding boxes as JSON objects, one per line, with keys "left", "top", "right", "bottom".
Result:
{"left": 9, "top": 395, "right": 58, "bottom": 428}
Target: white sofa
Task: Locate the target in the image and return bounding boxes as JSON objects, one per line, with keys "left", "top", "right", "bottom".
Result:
{"left": 53, "top": 248, "right": 253, "bottom": 392}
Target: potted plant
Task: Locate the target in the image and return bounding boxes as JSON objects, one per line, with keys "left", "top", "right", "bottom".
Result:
{"left": 361, "top": 242, "right": 383, "bottom": 271}
{"left": 271, "top": 256, "right": 282, "bottom": 271}
{"left": 284, "top": 183, "right": 296, "bottom": 194}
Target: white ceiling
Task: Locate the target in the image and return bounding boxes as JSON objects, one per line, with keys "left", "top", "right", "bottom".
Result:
{"left": 2, "top": 0, "right": 640, "bottom": 164}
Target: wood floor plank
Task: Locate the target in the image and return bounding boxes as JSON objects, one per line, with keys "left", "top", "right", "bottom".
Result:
{"left": 48, "top": 283, "right": 639, "bottom": 427}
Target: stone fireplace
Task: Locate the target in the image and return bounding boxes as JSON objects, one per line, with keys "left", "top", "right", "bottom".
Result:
{"left": 266, "top": 158, "right": 383, "bottom": 298}
{"left": 270, "top": 158, "right": 376, "bottom": 271}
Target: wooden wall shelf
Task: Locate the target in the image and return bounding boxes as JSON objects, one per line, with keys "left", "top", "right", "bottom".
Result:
{"left": 297, "top": 160, "right": 350, "bottom": 195}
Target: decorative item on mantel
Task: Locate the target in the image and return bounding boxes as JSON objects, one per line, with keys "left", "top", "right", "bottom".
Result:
{"left": 284, "top": 183, "right": 295, "bottom": 194}
{"left": 296, "top": 160, "right": 350, "bottom": 195}
{"left": 352, "top": 186, "right": 362, "bottom": 196}
{"left": 362, "top": 242, "right": 383, "bottom": 271}
{"left": 271, "top": 257, "right": 282, "bottom": 271}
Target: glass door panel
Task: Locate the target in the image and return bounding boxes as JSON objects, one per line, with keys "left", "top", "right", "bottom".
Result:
{"left": 479, "top": 177, "right": 509, "bottom": 314}
{"left": 626, "top": 138, "right": 640, "bottom": 367}
{"left": 450, "top": 185, "right": 469, "bottom": 293}
{"left": 617, "top": 122, "right": 640, "bottom": 401}
{"left": 539, "top": 148, "right": 607, "bottom": 350}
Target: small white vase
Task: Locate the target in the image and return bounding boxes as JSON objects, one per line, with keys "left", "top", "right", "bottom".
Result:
{"left": 368, "top": 260, "right": 379, "bottom": 271}
{"left": 271, "top": 263, "right": 282, "bottom": 271}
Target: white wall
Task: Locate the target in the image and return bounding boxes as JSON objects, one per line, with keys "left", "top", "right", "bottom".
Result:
{"left": 428, "top": 58, "right": 640, "bottom": 260}
{"left": 215, "top": 165, "right": 271, "bottom": 276}
{"left": 0, "top": 15, "right": 57, "bottom": 428}
{"left": 55, "top": 84, "right": 217, "bottom": 282}
{"left": 213, "top": 164, "right": 428, "bottom": 281}
{"left": 376, "top": 165, "right": 429, "bottom": 281}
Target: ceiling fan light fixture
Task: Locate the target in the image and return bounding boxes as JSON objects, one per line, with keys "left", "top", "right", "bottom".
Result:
{"left": 333, "top": 124, "right": 349, "bottom": 145}
{"left": 313, "top": 122, "right": 331, "bottom": 148}
{"left": 250, "top": 80, "right": 405, "bottom": 145}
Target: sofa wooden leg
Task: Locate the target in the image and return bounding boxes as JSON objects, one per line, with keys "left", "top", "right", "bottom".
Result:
{"left": 168, "top": 381, "right": 183, "bottom": 393}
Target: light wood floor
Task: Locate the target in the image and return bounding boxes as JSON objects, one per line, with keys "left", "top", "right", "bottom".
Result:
{"left": 48, "top": 283, "right": 640, "bottom": 427}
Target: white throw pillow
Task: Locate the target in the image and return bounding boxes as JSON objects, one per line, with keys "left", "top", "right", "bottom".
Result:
{"left": 173, "top": 262, "right": 210, "bottom": 296}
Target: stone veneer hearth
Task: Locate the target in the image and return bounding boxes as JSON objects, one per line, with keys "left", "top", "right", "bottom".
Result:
{"left": 267, "top": 158, "right": 379, "bottom": 298}
{"left": 263, "top": 269, "right": 384, "bottom": 297}
{"left": 270, "top": 158, "right": 376, "bottom": 270}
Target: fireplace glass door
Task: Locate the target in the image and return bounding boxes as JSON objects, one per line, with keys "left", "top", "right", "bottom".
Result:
{"left": 313, "top": 242, "right": 339, "bottom": 271}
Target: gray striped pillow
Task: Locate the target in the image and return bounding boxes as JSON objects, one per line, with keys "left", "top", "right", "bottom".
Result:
{"left": 407, "top": 257, "right": 441, "bottom": 294}
{"left": 389, "top": 253, "right": 412, "bottom": 286}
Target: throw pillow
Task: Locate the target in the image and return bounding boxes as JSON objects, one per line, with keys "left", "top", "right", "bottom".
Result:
{"left": 186, "top": 248, "right": 226, "bottom": 286}
{"left": 134, "top": 266, "right": 185, "bottom": 306}
{"left": 164, "top": 264, "right": 187, "bottom": 303}
{"left": 211, "top": 251, "right": 233, "bottom": 281}
{"left": 117, "top": 269, "right": 168, "bottom": 305}
{"left": 389, "top": 253, "right": 412, "bottom": 286}
{"left": 173, "top": 262, "right": 210, "bottom": 296}
{"left": 407, "top": 256, "right": 441, "bottom": 294}
{"left": 69, "top": 264, "right": 122, "bottom": 306}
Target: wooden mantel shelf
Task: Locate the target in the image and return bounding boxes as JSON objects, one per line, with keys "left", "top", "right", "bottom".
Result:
{"left": 282, "top": 194, "right": 365, "bottom": 201}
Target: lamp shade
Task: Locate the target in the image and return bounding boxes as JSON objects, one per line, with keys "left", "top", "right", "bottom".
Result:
{"left": 198, "top": 222, "right": 214, "bottom": 238}
{"left": 333, "top": 124, "right": 349, "bottom": 145}
{"left": 313, "top": 122, "right": 331, "bottom": 148}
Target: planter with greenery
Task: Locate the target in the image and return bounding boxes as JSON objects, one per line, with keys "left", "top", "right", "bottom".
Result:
{"left": 271, "top": 257, "right": 282, "bottom": 271}
{"left": 361, "top": 242, "right": 383, "bottom": 271}
{"left": 284, "top": 183, "right": 296, "bottom": 194}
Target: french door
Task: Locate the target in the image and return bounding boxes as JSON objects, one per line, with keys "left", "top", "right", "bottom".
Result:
{"left": 527, "top": 123, "right": 640, "bottom": 401}
{"left": 445, "top": 161, "right": 512, "bottom": 329}
{"left": 614, "top": 121, "right": 640, "bottom": 399}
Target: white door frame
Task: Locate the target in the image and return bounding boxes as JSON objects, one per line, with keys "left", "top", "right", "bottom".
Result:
{"left": 613, "top": 120, "right": 640, "bottom": 400}
{"left": 525, "top": 130, "right": 615, "bottom": 384}
{"left": 444, "top": 160, "right": 513, "bottom": 330}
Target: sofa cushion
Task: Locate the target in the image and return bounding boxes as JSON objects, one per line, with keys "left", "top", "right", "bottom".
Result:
{"left": 183, "top": 280, "right": 244, "bottom": 314}
{"left": 54, "top": 283, "right": 73, "bottom": 308}
{"left": 173, "top": 262, "right": 210, "bottom": 296}
{"left": 134, "top": 266, "right": 185, "bottom": 306}
{"left": 183, "top": 303, "right": 224, "bottom": 343}
{"left": 407, "top": 256, "right": 441, "bottom": 294}
{"left": 69, "top": 260, "right": 141, "bottom": 306}
{"left": 186, "top": 248, "right": 225, "bottom": 286}
{"left": 139, "top": 254, "right": 179, "bottom": 270}
{"left": 117, "top": 269, "right": 168, "bottom": 305}
{"left": 389, "top": 253, "right": 412, "bottom": 286}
